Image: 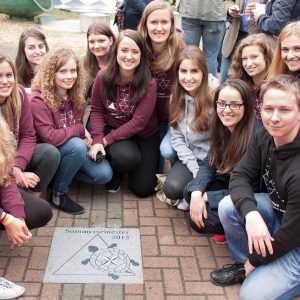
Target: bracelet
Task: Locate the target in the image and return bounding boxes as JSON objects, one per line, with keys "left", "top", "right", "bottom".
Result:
{"left": 2, "top": 214, "right": 14, "bottom": 226}
{"left": 0, "top": 212, "right": 7, "bottom": 223}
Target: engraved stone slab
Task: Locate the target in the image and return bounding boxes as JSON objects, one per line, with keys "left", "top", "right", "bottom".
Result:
{"left": 44, "top": 227, "right": 143, "bottom": 284}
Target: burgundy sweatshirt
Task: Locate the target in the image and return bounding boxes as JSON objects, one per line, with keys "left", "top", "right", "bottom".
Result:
{"left": 30, "top": 90, "right": 85, "bottom": 147}
{"left": 0, "top": 174, "right": 25, "bottom": 218}
{"left": 14, "top": 86, "right": 36, "bottom": 171}
{"left": 90, "top": 69, "right": 158, "bottom": 145}
{"left": 152, "top": 65, "right": 175, "bottom": 123}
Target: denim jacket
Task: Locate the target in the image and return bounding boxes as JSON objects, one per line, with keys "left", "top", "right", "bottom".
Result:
{"left": 257, "top": 0, "right": 300, "bottom": 36}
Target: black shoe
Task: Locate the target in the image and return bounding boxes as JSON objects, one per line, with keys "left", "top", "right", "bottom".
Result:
{"left": 48, "top": 192, "right": 85, "bottom": 215}
{"left": 210, "top": 263, "right": 245, "bottom": 286}
{"left": 105, "top": 172, "right": 122, "bottom": 193}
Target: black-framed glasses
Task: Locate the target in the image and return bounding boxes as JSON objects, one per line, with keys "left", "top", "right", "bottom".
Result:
{"left": 216, "top": 101, "right": 244, "bottom": 110}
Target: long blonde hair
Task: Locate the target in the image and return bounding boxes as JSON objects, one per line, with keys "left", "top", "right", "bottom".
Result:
{"left": 169, "top": 46, "right": 213, "bottom": 132}
{"left": 0, "top": 55, "right": 22, "bottom": 132}
{"left": 268, "top": 21, "right": 300, "bottom": 77}
{"left": 138, "top": 0, "right": 183, "bottom": 73}
{"left": 0, "top": 115, "right": 16, "bottom": 187}
{"left": 32, "top": 48, "right": 85, "bottom": 112}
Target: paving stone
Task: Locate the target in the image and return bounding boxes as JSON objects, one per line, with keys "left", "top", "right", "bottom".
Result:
{"left": 5, "top": 257, "right": 27, "bottom": 281}
{"left": 103, "top": 284, "right": 123, "bottom": 300}
{"left": 62, "top": 284, "right": 83, "bottom": 300}
{"left": 185, "top": 281, "right": 224, "bottom": 295}
{"left": 40, "top": 283, "right": 62, "bottom": 300}
{"left": 74, "top": 218, "right": 90, "bottom": 227}
{"left": 195, "top": 246, "right": 217, "bottom": 268}
{"left": 163, "top": 269, "right": 184, "bottom": 294}
{"left": 24, "top": 270, "right": 45, "bottom": 282}
{"left": 21, "top": 282, "right": 41, "bottom": 296}
{"left": 124, "top": 284, "right": 144, "bottom": 294}
{"left": 140, "top": 217, "right": 171, "bottom": 226}
{"left": 143, "top": 269, "right": 162, "bottom": 281}
{"left": 141, "top": 236, "right": 158, "bottom": 256}
{"left": 143, "top": 257, "right": 179, "bottom": 268}
{"left": 123, "top": 209, "right": 139, "bottom": 227}
{"left": 108, "top": 202, "right": 122, "bottom": 219}
{"left": 106, "top": 218, "right": 122, "bottom": 227}
{"left": 160, "top": 246, "right": 195, "bottom": 257}
{"left": 145, "top": 281, "right": 164, "bottom": 300}
{"left": 157, "top": 226, "right": 175, "bottom": 245}
{"left": 84, "top": 283, "right": 103, "bottom": 296}
{"left": 123, "top": 200, "right": 138, "bottom": 209}
{"left": 180, "top": 257, "right": 201, "bottom": 281}
{"left": 140, "top": 226, "right": 156, "bottom": 236}
{"left": 90, "top": 210, "right": 106, "bottom": 227}
{"left": 28, "top": 247, "right": 50, "bottom": 269}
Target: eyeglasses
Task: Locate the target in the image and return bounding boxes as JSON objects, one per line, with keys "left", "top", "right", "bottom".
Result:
{"left": 216, "top": 101, "right": 244, "bottom": 110}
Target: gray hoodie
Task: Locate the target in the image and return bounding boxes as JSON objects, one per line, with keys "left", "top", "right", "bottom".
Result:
{"left": 170, "top": 94, "right": 211, "bottom": 172}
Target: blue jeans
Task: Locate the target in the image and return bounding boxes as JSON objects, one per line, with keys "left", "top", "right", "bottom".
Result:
{"left": 219, "top": 55, "right": 231, "bottom": 84}
{"left": 53, "top": 137, "right": 113, "bottom": 196}
{"left": 219, "top": 194, "right": 300, "bottom": 300}
{"left": 182, "top": 17, "right": 225, "bottom": 76}
{"left": 160, "top": 128, "right": 177, "bottom": 165}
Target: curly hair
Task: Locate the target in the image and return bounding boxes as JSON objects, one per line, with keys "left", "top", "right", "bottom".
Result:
{"left": 229, "top": 34, "right": 273, "bottom": 86}
{"left": 169, "top": 46, "right": 213, "bottom": 132}
{"left": 268, "top": 21, "right": 300, "bottom": 78}
{"left": 137, "top": 0, "right": 184, "bottom": 73}
{"left": 0, "top": 55, "right": 22, "bottom": 131}
{"left": 32, "top": 48, "right": 85, "bottom": 112}
{"left": 0, "top": 115, "right": 16, "bottom": 187}
{"left": 15, "top": 28, "right": 49, "bottom": 87}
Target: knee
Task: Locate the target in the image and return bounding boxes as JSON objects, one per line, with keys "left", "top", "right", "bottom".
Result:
{"left": 42, "top": 144, "right": 61, "bottom": 166}
{"left": 163, "top": 178, "right": 182, "bottom": 200}
{"left": 218, "top": 195, "right": 235, "bottom": 223}
{"left": 160, "top": 143, "right": 176, "bottom": 162}
{"left": 64, "top": 138, "right": 86, "bottom": 159}
{"left": 112, "top": 151, "right": 141, "bottom": 173}
{"left": 131, "top": 183, "right": 155, "bottom": 198}
{"left": 94, "top": 160, "right": 113, "bottom": 184}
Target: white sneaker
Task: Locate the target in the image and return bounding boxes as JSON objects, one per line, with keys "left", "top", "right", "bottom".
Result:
{"left": 0, "top": 277, "right": 25, "bottom": 299}
{"left": 177, "top": 198, "right": 190, "bottom": 211}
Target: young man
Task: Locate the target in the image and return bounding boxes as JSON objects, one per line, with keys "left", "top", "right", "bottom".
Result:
{"left": 210, "top": 75, "right": 300, "bottom": 299}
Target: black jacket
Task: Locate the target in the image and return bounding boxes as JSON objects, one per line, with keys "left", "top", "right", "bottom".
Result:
{"left": 230, "top": 127, "right": 300, "bottom": 266}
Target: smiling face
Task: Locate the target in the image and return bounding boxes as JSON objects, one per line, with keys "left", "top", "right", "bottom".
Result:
{"left": 217, "top": 86, "right": 245, "bottom": 133}
{"left": 88, "top": 33, "right": 113, "bottom": 58}
{"left": 281, "top": 34, "right": 300, "bottom": 73}
{"left": 178, "top": 59, "right": 203, "bottom": 97}
{"left": 146, "top": 8, "right": 172, "bottom": 48}
{"left": 242, "top": 45, "right": 267, "bottom": 81}
{"left": 117, "top": 36, "right": 141, "bottom": 77}
{"left": 261, "top": 88, "right": 300, "bottom": 147}
{"left": 24, "top": 36, "right": 47, "bottom": 69}
{"left": 55, "top": 58, "right": 77, "bottom": 97}
{"left": 0, "top": 61, "right": 15, "bottom": 104}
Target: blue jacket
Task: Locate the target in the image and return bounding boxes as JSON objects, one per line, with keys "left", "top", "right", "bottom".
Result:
{"left": 125, "top": 0, "right": 151, "bottom": 14}
{"left": 257, "top": 0, "right": 300, "bottom": 36}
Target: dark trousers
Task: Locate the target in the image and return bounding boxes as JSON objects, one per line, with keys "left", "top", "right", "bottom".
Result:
{"left": 107, "top": 131, "right": 160, "bottom": 197}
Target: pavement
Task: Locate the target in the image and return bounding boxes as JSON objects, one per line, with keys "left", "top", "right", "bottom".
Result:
{"left": 0, "top": 178, "right": 243, "bottom": 300}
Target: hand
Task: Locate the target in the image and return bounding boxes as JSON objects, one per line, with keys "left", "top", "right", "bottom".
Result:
{"left": 245, "top": 211, "right": 274, "bottom": 257}
{"left": 88, "top": 143, "right": 106, "bottom": 161}
{"left": 253, "top": 4, "right": 265, "bottom": 20}
{"left": 192, "top": 168, "right": 199, "bottom": 179}
{"left": 4, "top": 216, "right": 32, "bottom": 249}
{"left": 245, "top": 2, "right": 256, "bottom": 18}
{"left": 23, "top": 172, "right": 40, "bottom": 189}
{"left": 190, "top": 191, "right": 208, "bottom": 229}
{"left": 244, "top": 259, "right": 255, "bottom": 277}
{"left": 84, "top": 129, "right": 93, "bottom": 147}
{"left": 228, "top": 5, "right": 243, "bottom": 17}
{"left": 13, "top": 167, "right": 39, "bottom": 189}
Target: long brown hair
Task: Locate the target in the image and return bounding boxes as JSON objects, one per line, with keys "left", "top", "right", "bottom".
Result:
{"left": 210, "top": 79, "right": 255, "bottom": 173}
{"left": 0, "top": 55, "right": 22, "bottom": 132}
{"left": 103, "top": 30, "right": 151, "bottom": 103}
{"left": 169, "top": 46, "right": 213, "bottom": 132}
{"left": 15, "top": 28, "right": 49, "bottom": 87}
{"left": 32, "top": 48, "right": 85, "bottom": 112}
{"left": 0, "top": 115, "right": 16, "bottom": 187}
{"left": 268, "top": 21, "right": 300, "bottom": 77}
{"left": 84, "top": 22, "right": 116, "bottom": 78}
{"left": 137, "top": 0, "right": 183, "bottom": 73}
{"left": 230, "top": 34, "right": 273, "bottom": 86}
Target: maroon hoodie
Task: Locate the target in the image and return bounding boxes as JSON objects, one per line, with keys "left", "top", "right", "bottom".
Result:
{"left": 30, "top": 90, "right": 85, "bottom": 147}
{"left": 90, "top": 69, "right": 158, "bottom": 145}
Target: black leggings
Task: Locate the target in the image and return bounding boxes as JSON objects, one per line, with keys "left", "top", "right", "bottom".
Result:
{"left": 26, "top": 143, "right": 60, "bottom": 192}
{"left": 107, "top": 132, "right": 160, "bottom": 197}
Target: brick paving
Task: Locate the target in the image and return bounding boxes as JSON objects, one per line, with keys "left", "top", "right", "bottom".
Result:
{"left": 0, "top": 178, "right": 243, "bottom": 300}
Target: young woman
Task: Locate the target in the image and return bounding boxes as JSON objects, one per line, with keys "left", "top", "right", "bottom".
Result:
{"left": 163, "top": 46, "right": 212, "bottom": 208}
{"left": 31, "top": 48, "right": 113, "bottom": 215}
{"left": 268, "top": 21, "right": 300, "bottom": 79}
{"left": 138, "top": 0, "right": 184, "bottom": 165}
{"left": 89, "top": 30, "right": 159, "bottom": 197}
{"left": 0, "top": 114, "right": 52, "bottom": 299}
{"left": 83, "top": 22, "right": 116, "bottom": 102}
{"left": 184, "top": 79, "right": 255, "bottom": 243}
{"left": 0, "top": 55, "right": 59, "bottom": 199}
{"left": 15, "top": 29, "right": 49, "bottom": 88}
{"left": 229, "top": 34, "right": 273, "bottom": 123}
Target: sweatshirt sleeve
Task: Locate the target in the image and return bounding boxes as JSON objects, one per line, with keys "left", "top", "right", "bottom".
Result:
{"left": 104, "top": 78, "right": 157, "bottom": 145}
{"left": 256, "top": 0, "right": 296, "bottom": 36}
{"left": 90, "top": 70, "right": 107, "bottom": 145}
{"left": 31, "top": 96, "right": 85, "bottom": 147}
{"left": 0, "top": 173, "right": 25, "bottom": 218}
{"left": 170, "top": 126, "right": 199, "bottom": 172}
{"left": 15, "top": 87, "right": 36, "bottom": 170}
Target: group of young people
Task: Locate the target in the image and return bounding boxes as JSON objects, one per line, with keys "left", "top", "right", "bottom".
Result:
{"left": 0, "top": 0, "right": 300, "bottom": 298}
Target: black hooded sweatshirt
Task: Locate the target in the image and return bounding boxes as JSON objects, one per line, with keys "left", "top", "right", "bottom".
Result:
{"left": 229, "top": 127, "right": 300, "bottom": 266}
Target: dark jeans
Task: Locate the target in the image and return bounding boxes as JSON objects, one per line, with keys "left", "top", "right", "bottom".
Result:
{"left": 0, "top": 190, "right": 53, "bottom": 231}
{"left": 25, "top": 143, "right": 60, "bottom": 192}
{"left": 163, "top": 160, "right": 193, "bottom": 200}
{"left": 107, "top": 131, "right": 160, "bottom": 197}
